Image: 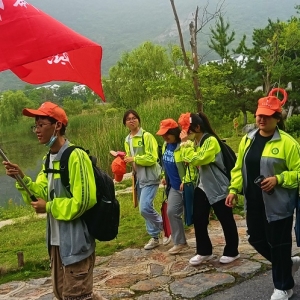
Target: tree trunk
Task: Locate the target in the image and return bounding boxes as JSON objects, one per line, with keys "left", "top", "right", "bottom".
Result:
{"left": 242, "top": 110, "right": 248, "bottom": 125}
{"left": 189, "top": 10, "right": 203, "bottom": 112}
{"left": 169, "top": 0, "right": 191, "bottom": 70}
{"left": 170, "top": 0, "right": 203, "bottom": 112}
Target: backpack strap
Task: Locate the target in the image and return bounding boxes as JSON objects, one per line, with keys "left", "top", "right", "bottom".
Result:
{"left": 199, "top": 133, "right": 228, "bottom": 179}
{"left": 44, "top": 145, "right": 86, "bottom": 195}
{"left": 44, "top": 152, "right": 61, "bottom": 175}
{"left": 59, "top": 145, "right": 77, "bottom": 194}
{"left": 142, "top": 130, "right": 162, "bottom": 165}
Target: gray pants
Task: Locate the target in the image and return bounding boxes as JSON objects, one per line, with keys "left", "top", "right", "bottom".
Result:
{"left": 167, "top": 187, "right": 186, "bottom": 245}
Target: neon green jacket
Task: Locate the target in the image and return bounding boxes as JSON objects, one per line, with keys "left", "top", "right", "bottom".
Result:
{"left": 229, "top": 128, "right": 300, "bottom": 222}
{"left": 16, "top": 140, "right": 97, "bottom": 265}
{"left": 161, "top": 142, "right": 197, "bottom": 184}
{"left": 180, "top": 134, "right": 230, "bottom": 204}
{"left": 124, "top": 128, "right": 161, "bottom": 187}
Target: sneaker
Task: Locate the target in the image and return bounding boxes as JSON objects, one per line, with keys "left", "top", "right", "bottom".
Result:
{"left": 168, "top": 244, "right": 188, "bottom": 255}
{"left": 292, "top": 256, "right": 300, "bottom": 277}
{"left": 219, "top": 254, "right": 240, "bottom": 264}
{"left": 189, "top": 254, "right": 213, "bottom": 266}
{"left": 144, "top": 238, "right": 159, "bottom": 250}
{"left": 163, "top": 235, "right": 172, "bottom": 246}
{"left": 270, "top": 288, "right": 293, "bottom": 300}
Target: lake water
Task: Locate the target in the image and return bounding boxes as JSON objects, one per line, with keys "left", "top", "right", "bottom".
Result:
{"left": 0, "top": 137, "right": 47, "bottom": 207}
{"left": 0, "top": 159, "right": 42, "bottom": 206}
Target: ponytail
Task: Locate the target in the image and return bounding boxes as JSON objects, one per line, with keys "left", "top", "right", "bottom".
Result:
{"left": 190, "top": 112, "right": 221, "bottom": 140}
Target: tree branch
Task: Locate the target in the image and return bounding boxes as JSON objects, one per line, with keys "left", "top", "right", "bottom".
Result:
{"left": 169, "top": 0, "right": 191, "bottom": 70}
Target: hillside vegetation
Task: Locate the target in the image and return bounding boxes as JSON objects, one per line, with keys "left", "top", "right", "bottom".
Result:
{"left": 0, "top": 0, "right": 296, "bottom": 91}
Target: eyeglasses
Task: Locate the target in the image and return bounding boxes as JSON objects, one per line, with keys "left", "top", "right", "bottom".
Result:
{"left": 126, "top": 117, "right": 137, "bottom": 122}
{"left": 31, "top": 123, "right": 53, "bottom": 132}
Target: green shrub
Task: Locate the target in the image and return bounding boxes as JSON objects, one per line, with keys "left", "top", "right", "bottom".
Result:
{"left": 286, "top": 115, "right": 300, "bottom": 137}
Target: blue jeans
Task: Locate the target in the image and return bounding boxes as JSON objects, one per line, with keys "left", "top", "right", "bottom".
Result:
{"left": 138, "top": 184, "right": 162, "bottom": 238}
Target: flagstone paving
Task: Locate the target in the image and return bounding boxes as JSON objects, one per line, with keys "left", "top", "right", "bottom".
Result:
{"left": 1, "top": 215, "right": 299, "bottom": 299}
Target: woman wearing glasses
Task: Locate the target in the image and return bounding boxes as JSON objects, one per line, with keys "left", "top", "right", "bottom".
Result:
{"left": 123, "top": 109, "right": 164, "bottom": 250}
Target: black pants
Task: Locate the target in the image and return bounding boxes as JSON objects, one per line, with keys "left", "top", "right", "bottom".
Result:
{"left": 246, "top": 206, "right": 294, "bottom": 290}
{"left": 193, "top": 187, "right": 239, "bottom": 257}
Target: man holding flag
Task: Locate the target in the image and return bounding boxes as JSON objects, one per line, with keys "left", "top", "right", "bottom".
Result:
{"left": 3, "top": 102, "right": 107, "bottom": 300}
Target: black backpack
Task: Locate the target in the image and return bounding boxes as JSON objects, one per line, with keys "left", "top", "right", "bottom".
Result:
{"left": 200, "top": 134, "right": 236, "bottom": 180}
{"left": 44, "top": 146, "right": 120, "bottom": 242}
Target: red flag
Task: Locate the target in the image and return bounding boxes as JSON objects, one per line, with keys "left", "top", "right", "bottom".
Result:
{"left": 0, "top": 0, "right": 105, "bottom": 100}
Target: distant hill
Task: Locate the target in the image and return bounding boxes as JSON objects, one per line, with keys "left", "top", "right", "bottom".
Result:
{"left": 0, "top": 0, "right": 296, "bottom": 91}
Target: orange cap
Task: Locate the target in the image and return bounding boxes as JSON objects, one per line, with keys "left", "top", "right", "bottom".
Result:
{"left": 111, "top": 156, "right": 127, "bottom": 182}
{"left": 256, "top": 96, "right": 282, "bottom": 116}
{"left": 22, "top": 101, "right": 68, "bottom": 126}
{"left": 178, "top": 113, "right": 191, "bottom": 132}
{"left": 156, "top": 119, "right": 178, "bottom": 135}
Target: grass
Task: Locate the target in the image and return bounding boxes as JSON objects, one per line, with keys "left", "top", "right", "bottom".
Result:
{"left": 0, "top": 184, "right": 245, "bottom": 285}
{"left": 0, "top": 189, "right": 150, "bottom": 284}
{"left": 0, "top": 199, "right": 34, "bottom": 220}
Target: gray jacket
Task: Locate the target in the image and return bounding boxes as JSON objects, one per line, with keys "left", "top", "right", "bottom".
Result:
{"left": 181, "top": 134, "right": 229, "bottom": 205}
{"left": 240, "top": 129, "right": 299, "bottom": 222}
{"left": 124, "top": 128, "right": 161, "bottom": 187}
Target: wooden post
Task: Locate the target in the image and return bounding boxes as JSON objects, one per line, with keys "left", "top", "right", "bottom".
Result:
{"left": 17, "top": 252, "right": 24, "bottom": 267}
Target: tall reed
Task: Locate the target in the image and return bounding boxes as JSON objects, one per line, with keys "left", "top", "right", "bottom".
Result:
{"left": 67, "top": 98, "right": 196, "bottom": 173}
{"left": 0, "top": 98, "right": 238, "bottom": 176}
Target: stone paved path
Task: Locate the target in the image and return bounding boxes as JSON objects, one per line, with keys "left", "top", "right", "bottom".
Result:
{"left": 1, "top": 215, "right": 300, "bottom": 299}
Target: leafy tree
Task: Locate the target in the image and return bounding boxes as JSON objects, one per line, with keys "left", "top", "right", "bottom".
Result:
{"left": 55, "top": 83, "right": 76, "bottom": 103}
{"left": 169, "top": 0, "right": 224, "bottom": 111}
{"left": 208, "top": 16, "right": 235, "bottom": 60}
{"left": 23, "top": 85, "right": 57, "bottom": 105}
{"left": 103, "top": 42, "right": 173, "bottom": 108}
{"left": 207, "top": 17, "right": 262, "bottom": 124}
{"left": 145, "top": 45, "right": 195, "bottom": 102}
{"left": 240, "top": 19, "right": 300, "bottom": 95}
{"left": 235, "top": 13, "right": 300, "bottom": 118}
{"left": 275, "top": 16, "right": 300, "bottom": 107}
{"left": 62, "top": 98, "right": 83, "bottom": 116}
{"left": 0, "top": 91, "right": 34, "bottom": 124}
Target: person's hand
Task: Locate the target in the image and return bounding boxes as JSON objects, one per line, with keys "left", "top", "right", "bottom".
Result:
{"left": 179, "top": 183, "right": 184, "bottom": 191}
{"left": 2, "top": 161, "right": 25, "bottom": 179}
{"left": 124, "top": 156, "right": 134, "bottom": 163}
{"left": 180, "top": 130, "right": 188, "bottom": 142}
{"left": 161, "top": 178, "right": 166, "bottom": 185}
{"left": 225, "top": 193, "right": 238, "bottom": 207}
{"left": 30, "top": 198, "right": 47, "bottom": 214}
{"left": 261, "top": 176, "right": 277, "bottom": 193}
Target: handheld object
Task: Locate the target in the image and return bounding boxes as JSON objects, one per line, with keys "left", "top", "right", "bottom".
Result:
{"left": 132, "top": 174, "right": 138, "bottom": 208}
{"left": 254, "top": 175, "right": 274, "bottom": 195}
{"left": 0, "top": 148, "right": 37, "bottom": 201}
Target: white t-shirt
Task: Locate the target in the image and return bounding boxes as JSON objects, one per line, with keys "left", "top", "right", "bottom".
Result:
{"left": 48, "top": 153, "right": 60, "bottom": 246}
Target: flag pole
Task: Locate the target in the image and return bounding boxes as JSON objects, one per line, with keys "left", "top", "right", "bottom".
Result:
{"left": 0, "top": 148, "right": 37, "bottom": 202}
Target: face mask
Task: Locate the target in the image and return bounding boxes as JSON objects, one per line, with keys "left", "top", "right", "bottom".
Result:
{"left": 45, "top": 135, "right": 57, "bottom": 148}
{"left": 45, "top": 123, "right": 58, "bottom": 148}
